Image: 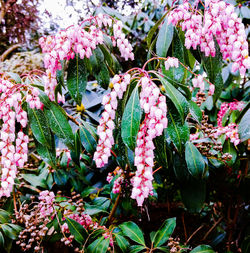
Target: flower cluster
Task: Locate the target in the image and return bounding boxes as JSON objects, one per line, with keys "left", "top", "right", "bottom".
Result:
{"left": 131, "top": 76, "right": 168, "bottom": 206}
{"left": 192, "top": 74, "right": 215, "bottom": 95}
{"left": 164, "top": 57, "right": 179, "bottom": 70}
{"left": 93, "top": 74, "right": 131, "bottom": 168}
{"left": 39, "top": 14, "right": 134, "bottom": 101}
{"left": 38, "top": 190, "right": 55, "bottom": 218}
{"left": 0, "top": 77, "right": 42, "bottom": 198}
{"left": 106, "top": 167, "right": 124, "bottom": 194}
{"left": 217, "top": 101, "right": 244, "bottom": 128}
{"left": 168, "top": 0, "right": 250, "bottom": 76}
{"left": 62, "top": 213, "right": 93, "bottom": 234}
{"left": 214, "top": 101, "right": 244, "bottom": 146}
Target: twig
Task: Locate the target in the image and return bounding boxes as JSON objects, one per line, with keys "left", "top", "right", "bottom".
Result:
{"left": 66, "top": 112, "right": 80, "bottom": 126}
{"left": 182, "top": 212, "right": 188, "bottom": 242}
{"left": 202, "top": 216, "right": 223, "bottom": 241}
{"left": 13, "top": 188, "right": 17, "bottom": 214}
{"left": 185, "top": 224, "right": 205, "bottom": 244}
{"left": 0, "top": 44, "right": 21, "bottom": 61}
{"left": 107, "top": 190, "right": 121, "bottom": 226}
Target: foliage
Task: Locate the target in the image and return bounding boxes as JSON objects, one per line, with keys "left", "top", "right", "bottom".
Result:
{"left": 0, "top": 1, "right": 249, "bottom": 253}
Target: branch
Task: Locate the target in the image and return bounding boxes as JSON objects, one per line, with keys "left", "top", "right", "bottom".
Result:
{"left": 0, "top": 43, "right": 21, "bottom": 61}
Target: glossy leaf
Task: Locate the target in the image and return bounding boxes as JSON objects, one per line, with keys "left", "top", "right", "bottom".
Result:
{"left": 114, "top": 234, "right": 130, "bottom": 253}
{"left": 120, "top": 221, "right": 145, "bottom": 246}
{"left": 35, "top": 138, "right": 56, "bottom": 168}
{"left": 79, "top": 121, "right": 97, "bottom": 153}
{"left": 0, "top": 209, "right": 10, "bottom": 223}
{"left": 157, "top": 74, "right": 189, "bottom": 123}
{"left": 87, "top": 237, "right": 109, "bottom": 253}
{"left": 0, "top": 231, "right": 4, "bottom": 247}
{"left": 156, "top": 19, "right": 173, "bottom": 57}
{"left": 70, "top": 131, "right": 81, "bottom": 166}
{"left": 67, "top": 55, "right": 88, "bottom": 105}
{"left": 189, "top": 101, "right": 202, "bottom": 122}
{"left": 65, "top": 217, "right": 88, "bottom": 244}
{"left": 121, "top": 85, "right": 142, "bottom": 150}
{"left": 153, "top": 217, "right": 176, "bottom": 247}
{"left": 190, "top": 245, "right": 215, "bottom": 253}
{"left": 2, "top": 224, "right": 17, "bottom": 240}
{"left": 28, "top": 106, "right": 52, "bottom": 147}
{"left": 129, "top": 245, "right": 146, "bottom": 253}
{"left": 44, "top": 103, "right": 75, "bottom": 149}
{"left": 185, "top": 141, "right": 206, "bottom": 178}
{"left": 238, "top": 108, "right": 250, "bottom": 142}
{"left": 223, "top": 139, "right": 237, "bottom": 165}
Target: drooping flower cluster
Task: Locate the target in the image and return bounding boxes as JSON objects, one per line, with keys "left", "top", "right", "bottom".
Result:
{"left": 38, "top": 190, "right": 55, "bottom": 218}
{"left": 106, "top": 167, "right": 124, "bottom": 194}
{"left": 213, "top": 101, "right": 244, "bottom": 146}
{"left": 164, "top": 57, "right": 179, "bottom": 70}
{"left": 93, "top": 74, "right": 131, "bottom": 168}
{"left": 0, "top": 77, "right": 42, "bottom": 198}
{"left": 131, "top": 76, "right": 168, "bottom": 206}
{"left": 61, "top": 212, "right": 94, "bottom": 234}
{"left": 168, "top": 0, "right": 250, "bottom": 76}
{"left": 39, "top": 14, "right": 134, "bottom": 101}
{"left": 192, "top": 74, "right": 215, "bottom": 95}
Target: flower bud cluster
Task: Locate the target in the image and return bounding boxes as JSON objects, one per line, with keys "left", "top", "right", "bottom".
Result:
{"left": 93, "top": 74, "right": 131, "bottom": 168}
{"left": 131, "top": 76, "right": 168, "bottom": 206}
{"left": 38, "top": 190, "right": 55, "bottom": 218}
{"left": 102, "top": 229, "right": 114, "bottom": 247}
{"left": 168, "top": 0, "right": 249, "bottom": 76}
{"left": 164, "top": 57, "right": 179, "bottom": 70}
{"left": 0, "top": 77, "right": 42, "bottom": 198}
{"left": 39, "top": 15, "right": 134, "bottom": 101}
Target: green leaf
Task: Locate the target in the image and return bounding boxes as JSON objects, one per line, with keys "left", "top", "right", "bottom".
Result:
{"left": 201, "top": 42, "right": 223, "bottom": 101}
{"left": 157, "top": 74, "right": 189, "bottom": 123}
{"left": 120, "top": 221, "right": 145, "bottom": 246}
{"left": 223, "top": 139, "right": 237, "bottom": 165}
{"left": 153, "top": 218, "right": 176, "bottom": 247}
{"left": 1, "top": 224, "right": 17, "bottom": 240}
{"left": 114, "top": 234, "right": 129, "bottom": 253}
{"left": 189, "top": 101, "right": 202, "bottom": 122}
{"left": 44, "top": 103, "right": 75, "bottom": 149}
{"left": 67, "top": 55, "right": 88, "bottom": 105}
{"left": 70, "top": 131, "right": 81, "bottom": 165}
{"left": 185, "top": 141, "right": 206, "bottom": 178}
{"left": 87, "top": 237, "right": 109, "bottom": 253}
{"left": 96, "top": 64, "right": 110, "bottom": 89}
{"left": 6, "top": 72, "right": 21, "bottom": 83}
{"left": 238, "top": 108, "right": 250, "bottom": 142}
{"left": 166, "top": 100, "right": 189, "bottom": 153}
{"left": 0, "top": 231, "right": 4, "bottom": 247}
{"left": 65, "top": 217, "right": 88, "bottom": 244}
{"left": 35, "top": 138, "right": 56, "bottom": 168}
{"left": 156, "top": 19, "right": 173, "bottom": 57}
{"left": 28, "top": 106, "right": 52, "bottom": 147}
{"left": 147, "top": 12, "right": 168, "bottom": 48}
{"left": 121, "top": 85, "right": 142, "bottom": 150}
{"left": 156, "top": 246, "right": 169, "bottom": 252}
{"left": 129, "top": 245, "right": 146, "bottom": 253}
{"left": 79, "top": 121, "right": 97, "bottom": 153}
{"left": 0, "top": 209, "right": 10, "bottom": 223}
{"left": 190, "top": 245, "right": 215, "bottom": 253}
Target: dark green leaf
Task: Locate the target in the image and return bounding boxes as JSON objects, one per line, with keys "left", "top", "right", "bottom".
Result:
{"left": 189, "top": 101, "right": 202, "bottom": 122}
{"left": 67, "top": 55, "right": 88, "bottom": 105}
{"left": 70, "top": 131, "right": 81, "bottom": 165}
{"left": 28, "top": 106, "right": 52, "bottom": 147}
{"left": 65, "top": 217, "right": 88, "bottom": 244}
{"left": 238, "top": 108, "right": 250, "bottom": 142}
{"left": 129, "top": 245, "right": 146, "bottom": 253}
{"left": 0, "top": 209, "right": 10, "bottom": 223}
{"left": 185, "top": 141, "right": 206, "bottom": 178}
{"left": 0, "top": 231, "right": 4, "bottom": 247}
{"left": 1, "top": 224, "right": 17, "bottom": 240}
{"left": 157, "top": 74, "right": 189, "bottom": 123}
{"left": 44, "top": 103, "right": 75, "bottom": 149}
{"left": 156, "top": 19, "right": 173, "bottom": 57}
{"left": 121, "top": 85, "right": 142, "bottom": 150}
{"left": 79, "top": 121, "right": 97, "bottom": 153}
{"left": 87, "top": 237, "right": 109, "bottom": 253}
{"left": 153, "top": 218, "right": 176, "bottom": 247}
{"left": 190, "top": 245, "right": 215, "bottom": 253}
{"left": 120, "top": 222, "right": 145, "bottom": 246}
{"left": 114, "top": 234, "right": 129, "bottom": 253}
